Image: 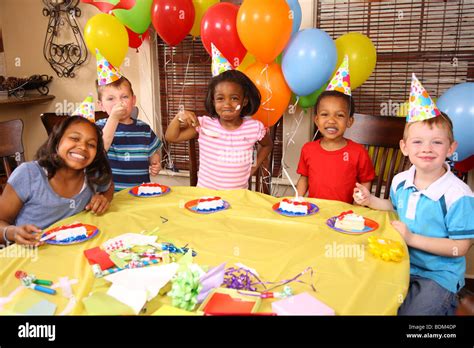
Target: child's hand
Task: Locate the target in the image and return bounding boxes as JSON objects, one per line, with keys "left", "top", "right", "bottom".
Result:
{"left": 9, "top": 225, "right": 44, "bottom": 247}
{"left": 176, "top": 111, "right": 199, "bottom": 128}
{"left": 353, "top": 183, "right": 371, "bottom": 206}
{"left": 85, "top": 194, "right": 110, "bottom": 215}
{"left": 110, "top": 102, "right": 128, "bottom": 121}
{"left": 391, "top": 220, "right": 413, "bottom": 245}
{"left": 149, "top": 159, "right": 161, "bottom": 176}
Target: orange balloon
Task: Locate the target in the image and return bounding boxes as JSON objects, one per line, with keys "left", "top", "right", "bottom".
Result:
{"left": 244, "top": 62, "right": 291, "bottom": 127}
{"left": 237, "top": 0, "right": 292, "bottom": 64}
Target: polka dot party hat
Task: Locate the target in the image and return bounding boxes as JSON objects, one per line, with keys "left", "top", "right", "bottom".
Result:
{"left": 326, "top": 54, "right": 351, "bottom": 96}
{"left": 72, "top": 94, "right": 95, "bottom": 122}
{"left": 407, "top": 73, "right": 441, "bottom": 122}
{"left": 211, "top": 43, "right": 233, "bottom": 77}
{"left": 96, "top": 49, "right": 122, "bottom": 86}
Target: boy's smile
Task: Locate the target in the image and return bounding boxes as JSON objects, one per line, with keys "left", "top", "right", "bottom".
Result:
{"left": 314, "top": 95, "right": 353, "bottom": 149}
{"left": 400, "top": 121, "right": 457, "bottom": 174}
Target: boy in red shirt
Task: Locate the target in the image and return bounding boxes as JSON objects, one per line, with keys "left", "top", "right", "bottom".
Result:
{"left": 296, "top": 56, "right": 375, "bottom": 203}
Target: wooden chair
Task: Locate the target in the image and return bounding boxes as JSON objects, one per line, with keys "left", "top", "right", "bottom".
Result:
{"left": 0, "top": 119, "right": 25, "bottom": 194}
{"left": 342, "top": 113, "right": 410, "bottom": 199}
{"left": 188, "top": 121, "right": 281, "bottom": 194}
{"left": 40, "top": 111, "right": 108, "bottom": 135}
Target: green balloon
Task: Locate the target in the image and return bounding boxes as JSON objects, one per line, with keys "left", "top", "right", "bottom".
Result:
{"left": 297, "top": 83, "right": 328, "bottom": 109}
{"left": 113, "top": 0, "right": 153, "bottom": 34}
{"left": 275, "top": 53, "right": 283, "bottom": 65}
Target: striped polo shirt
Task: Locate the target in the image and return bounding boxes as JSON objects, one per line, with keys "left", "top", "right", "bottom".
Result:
{"left": 96, "top": 118, "right": 161, "bottom": 192}
{"left": 196, "top": 116, "right": 266, "bottom": 190}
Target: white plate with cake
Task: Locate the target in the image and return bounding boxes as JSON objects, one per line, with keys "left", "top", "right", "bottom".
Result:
{"left": 326, "top": 210, "right": 378, "bottom": 234}
{"left": 185, "top": 196, "right": 230, "bottom": 214}
{"left": 129, "top": 183, "right": 170, "bottom": 197}
{"left": 272, "top": 198, "right": 319, "bottom": 217}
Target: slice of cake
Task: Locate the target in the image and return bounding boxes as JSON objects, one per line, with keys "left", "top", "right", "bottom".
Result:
{"left": 137, "top": 183, "right": 162, "bottom": 196}
{"left": 334, "top": 210, "right": 365, "bottom": 231}
{"left": 196, "top": 196, "right": 225, "bottom": 212}
{"left": 278, "top": 198, "right": 311, "bottom": 215}
{"left": 54, "top": 224, "right": 88, "bottom": 241}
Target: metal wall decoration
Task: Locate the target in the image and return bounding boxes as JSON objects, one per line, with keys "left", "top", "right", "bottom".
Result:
{"left": 42, "top": 0, "right": 88, "bottom": 78}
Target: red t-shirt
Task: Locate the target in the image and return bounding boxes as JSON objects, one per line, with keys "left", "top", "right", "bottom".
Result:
{"left": 297, "top": 139, "right": 375, "bottom": 203}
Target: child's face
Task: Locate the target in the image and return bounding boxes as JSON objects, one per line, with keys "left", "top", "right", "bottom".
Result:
{"left": 98, "top": 83, "right": 136, "bottom": 122}
{"left": 314, "top": 96, "right": 353, "bottom": 141}
{"left": 213, "top": 81, "right": 248, "bottom": 122}
{"left": 400, "top": 122, "right": 457, "bottom": 173}
{"left": 57, "top": 121, "right": 98, "bottom": 171}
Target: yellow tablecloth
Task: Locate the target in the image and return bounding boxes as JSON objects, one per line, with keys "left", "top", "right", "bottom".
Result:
{"left": 0, "top": 187, "right": 409, "bottom": 315}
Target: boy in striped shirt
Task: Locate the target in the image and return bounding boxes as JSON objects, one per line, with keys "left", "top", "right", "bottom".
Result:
{"left": 96, "top": 77, "right": 161, "bottom": 192}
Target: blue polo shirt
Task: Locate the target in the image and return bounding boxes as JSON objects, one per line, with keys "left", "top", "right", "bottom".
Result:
{"left": 390, "top": 164, "right": 474, "bottom": 293}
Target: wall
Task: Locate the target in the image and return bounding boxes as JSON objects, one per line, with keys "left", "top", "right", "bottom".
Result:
{"left": 0, "top": 0, "right": 154, "bottom": 161}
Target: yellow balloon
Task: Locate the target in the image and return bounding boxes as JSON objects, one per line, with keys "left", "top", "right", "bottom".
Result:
{"left": 190, "top": 0, "right": 219, "bottom": 37}
{"left": 84, "top": 14, "right": 129, "bottom": 67}
{"left": 334, "top": 32, "right": 376, "bottom": 90}
{"left": 236, "top": 53, "right": 256, "bottom": 72}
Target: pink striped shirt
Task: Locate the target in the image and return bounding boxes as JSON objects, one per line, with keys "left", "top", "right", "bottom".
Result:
{"left": 196, "top": 116, "right": 267, "bottom": 190}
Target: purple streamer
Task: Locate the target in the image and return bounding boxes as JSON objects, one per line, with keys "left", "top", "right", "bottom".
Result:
{"left": 223, "top": 266, "right": 316, "bottom": 293}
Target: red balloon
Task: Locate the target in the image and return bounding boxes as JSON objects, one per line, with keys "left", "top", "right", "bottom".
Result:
{"left": 127, "top": 27, "right": 149, "bottom": 49}
{"left": 201, "top": 3, "right": 246, "bottom": 69}
{"left": 152, "top": 0, "right": 195, "bottom": 47}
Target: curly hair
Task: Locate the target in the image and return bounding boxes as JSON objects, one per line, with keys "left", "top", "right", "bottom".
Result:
{"left": 315, "top": 90, "right": 355, "bottom": 117}
{"left": 204, "top": 70, "right": 261, "bottom": 118}
{"left": 35, "top": 116, "right": 112, "bottom": 190}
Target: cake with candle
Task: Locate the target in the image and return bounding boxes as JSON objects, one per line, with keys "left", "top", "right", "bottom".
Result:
{"left": 196, "top": 196, "right": 225, "bottom": 212}
{"left": 278, "top": 198, "right": 311, "bottom": 216}
{"left": 334, "top": 210, "right": 365, "bottom": 231}
{"left": 137, "top": 183, "right": 163, "bottom": 196}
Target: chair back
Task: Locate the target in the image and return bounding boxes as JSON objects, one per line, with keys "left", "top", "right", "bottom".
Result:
{"left": 344, "top": 113, "right": 410, "bottom": 198}
{"left": 0, "top": 119, "right": 25, "bottom": 193}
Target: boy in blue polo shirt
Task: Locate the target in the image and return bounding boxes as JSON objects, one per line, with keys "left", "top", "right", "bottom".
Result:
{"left": 95, "top": 51, "right": 161, "bottom": 192}
{"left": 353, "top": 74, "right": 474, "bottom": 315}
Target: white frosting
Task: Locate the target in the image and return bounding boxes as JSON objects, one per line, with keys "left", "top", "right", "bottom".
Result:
{"left": 279, "top": 198, "right": 309, "bottom": 215}
{"left": 138, "top": 185, "right": 162, "bottom": 195}
{"left": 196, "top": 196, "right": 225, "bottom": 211}
{"left": 335, "top": 213, "right": 365, "bottom": 231}
{"left": 54, "top": 226, "right": 87, "bottom": 241}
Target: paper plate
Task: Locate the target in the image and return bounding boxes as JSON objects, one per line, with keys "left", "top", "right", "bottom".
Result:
{"left": 41, "top": 223, "right": 99, "bottom": 245}
{"left": 272, "top": 202, "right": 319, "bottom": 217}
{"left": 185, "top": 199, "right": 230, "bottom": 214}
{"left": 326, "top": 216, "right": 378, "bottom": 235}
{"left": 129, "top": 184, "right": 170, "bottom": 197}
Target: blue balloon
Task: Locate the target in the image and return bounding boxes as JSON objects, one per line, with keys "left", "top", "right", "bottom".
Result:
{"left": 286, "top": 0, "right": 302, "bottom": 36}
{"left": 437, "top": 82, "right": 474, "bottom": 162}
{"left": 282, "top": 28, "right": 337, "bottom": 96}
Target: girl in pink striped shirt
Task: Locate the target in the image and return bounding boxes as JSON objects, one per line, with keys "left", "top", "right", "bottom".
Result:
{"left": 165, "top": 70, "right": 273, "bottom": 190}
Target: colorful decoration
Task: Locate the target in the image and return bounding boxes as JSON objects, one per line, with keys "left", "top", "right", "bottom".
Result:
{"left": 407, "top": 73, "right": 441, "bottom": 123}
{"left": 211, "top": 43, "right": 233, "bottom": 77}
{"left": 96, "top": 49, "right": 122, "bottom": 86}
{"left": 72, "top": 94, "right": 95, "bottom": 122}
{"left": 367, "top": 236, "right": 405, "bottom": 262}
{"left": 326, "top": 55, "right": 351, "bottom": 96}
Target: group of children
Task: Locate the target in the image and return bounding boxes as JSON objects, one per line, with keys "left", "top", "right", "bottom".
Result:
{"left": 0, "top": 52, "right": 472, "bottom": 316}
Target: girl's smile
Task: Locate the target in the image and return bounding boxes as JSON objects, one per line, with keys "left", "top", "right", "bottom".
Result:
{"left": 57, "top": 122, "right": 98, "bottom": 170}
